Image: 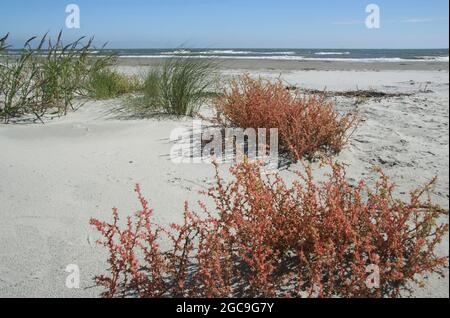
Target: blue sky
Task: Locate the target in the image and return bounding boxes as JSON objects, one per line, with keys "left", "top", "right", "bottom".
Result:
{"left": 0, "top": 0, "right": 448, "bottom": 48}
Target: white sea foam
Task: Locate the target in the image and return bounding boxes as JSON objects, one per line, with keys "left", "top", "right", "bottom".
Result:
{"left": 119, "top": 54, "right": 450, "bottom": 63}
{"left": 315, "top": 52, "right": 351, "bottom": 55}
{"left": 197, "top": 50, "right": 253, "bottom": 55}
{"left": 159, "top": 49, "right": 296, "bottom": 55}
{"left": 161, "top": 49, "right": 192, "bottom": 55}
{"left": 417, "top": 56, "right": 449, "bottom": 62}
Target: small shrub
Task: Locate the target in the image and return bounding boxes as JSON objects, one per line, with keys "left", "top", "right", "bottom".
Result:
{"left": 88, "top": 69, "right": 140, "bottom": 99}
{"left": 132, "top": 58, "right": 217, "bottom": 116}
{"left": 91, "top": 161, "right": 448, "bottom": 298}
{"left": 214, "top": 75, "right": 359, "bottom": 160}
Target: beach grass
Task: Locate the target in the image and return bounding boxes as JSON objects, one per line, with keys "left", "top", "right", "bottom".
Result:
{"left": 2, "top": 36, "right": 217, "bottom": 122}
{"left": 37, "top": 32, "right": 117, "bottom": 114}
{"left": 133, "top": 58, "right": 217, "bottom": 116}
{"left": 0, "top": 32, "right": 115, "bottom": 123}
{"left": 0, "top": 35, "right": 41, "bottom": 122}
{"left": 87, "top": 68, "right": 141, "bottom": 100}
{"left": 0, "top": 33, "right": 8, "bottom": 52}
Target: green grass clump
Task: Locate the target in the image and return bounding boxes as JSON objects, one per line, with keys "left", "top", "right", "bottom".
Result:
{"left": 0, "top": 32, "right": 115, "bottom": 123}
{"left": 36, "top": 32, "right": 116, "bottom": 115}
{"left": 88, "top": 69, "right": 140, "bottom": 99}
{"left": 1, "top": 35, "right": 216, "bottom": 122}
{"left": 134, "top": 58, "right": 217, "bottom": 117}
{"left": 0, "top": 34, "right": 8, "bottom": 52}
{"left": 0, "top": 34, "right": 43, "bottom": 122}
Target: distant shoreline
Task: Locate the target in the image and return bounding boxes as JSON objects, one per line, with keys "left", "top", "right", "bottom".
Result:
{"left": 116, "top": 57, "right": 449, "bottom": 71}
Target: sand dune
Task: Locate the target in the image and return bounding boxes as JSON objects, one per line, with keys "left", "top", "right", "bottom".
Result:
{"left": 0, "top": 65, "right": 448, "bottom": 297}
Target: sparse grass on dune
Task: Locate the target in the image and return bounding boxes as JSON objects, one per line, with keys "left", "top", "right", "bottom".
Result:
{"left": 2, "top": 36, "right": 217, "bottom": 122}
{"left": 129, "top": 58, "right": 217, "bottom": 117}
{"left": 0, "top": 34, "right": 43, "bottom": 122}
{"left": 34, "top": 32, "right": 120, "bottom": 114}
{"left": 0, "top": 32, "right": 115, "bottom": 123}
{"left": 87, "top": 68, "right": 141, "bottom": 100}
{"left": 0, "top": 33, "right": 8, "bottom": 52}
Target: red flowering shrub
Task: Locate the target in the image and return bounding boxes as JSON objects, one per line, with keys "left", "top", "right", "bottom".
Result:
{"left": 214, "top": 75, "right": 359, "bottom": 160}
{"left": 91, "top": 161, "right": 448, "bottom": 298}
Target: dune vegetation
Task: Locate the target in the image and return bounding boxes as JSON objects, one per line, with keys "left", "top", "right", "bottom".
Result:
{"left": 1, "top": 33, "right": 218, "bottom": 122}
{"left": 91, "top": 160, "right": 448, "bottom": 298}
{"left": 1, "top": 32, "right": 447, "bottom": 299}
{"left": 214, "top": 75, "right": 359, "bottom": 161}
{"left": 0, "top": 32, "right": 139, "bottom": 123}
{"left": 87, "top": 68, "right": 141, "bottom": 100}
{"left": 129, "top": 58, "right": 217, "bottom": 117}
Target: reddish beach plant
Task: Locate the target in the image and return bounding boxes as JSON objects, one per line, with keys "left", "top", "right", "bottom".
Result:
{"left": 214, "top": 75, "right": 359, "bottom": 160}
{"left": 91, "top": 161, "right": 448, "bottom": 298}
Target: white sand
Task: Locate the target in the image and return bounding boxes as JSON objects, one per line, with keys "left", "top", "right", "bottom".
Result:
{"left": 0, "top": 68, "right": 448, "bottom": 298}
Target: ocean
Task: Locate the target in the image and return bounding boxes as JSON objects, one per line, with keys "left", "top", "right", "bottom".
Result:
{"left": 108, "top": 48, "right": 449, "bottom": 62}
{"left": 4, "top": 48, "right": 448, "bottom": 63}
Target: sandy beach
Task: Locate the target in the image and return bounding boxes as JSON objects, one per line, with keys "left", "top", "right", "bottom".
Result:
{"left": 0, "top": 60, "right": 448, "bottom": 298}
{"left": 117, "top": 57, "right": 450, "bottom": 72}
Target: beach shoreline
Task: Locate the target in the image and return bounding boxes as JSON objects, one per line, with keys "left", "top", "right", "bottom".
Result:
{"left": 116, "top": 57, "right": 450, "bottom": 71}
